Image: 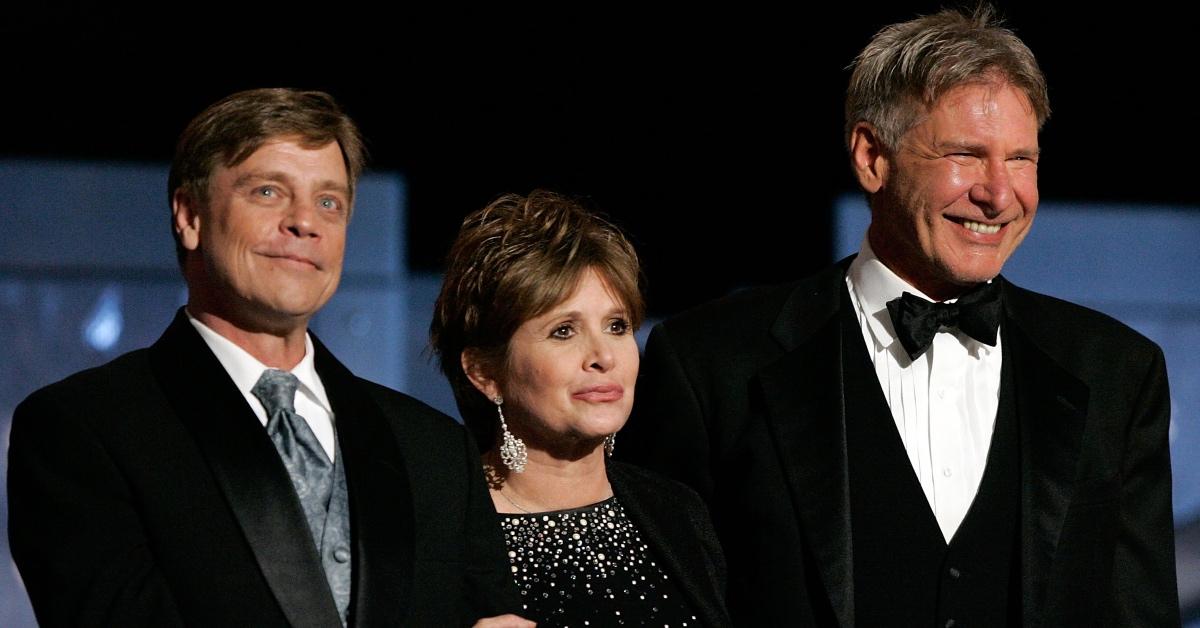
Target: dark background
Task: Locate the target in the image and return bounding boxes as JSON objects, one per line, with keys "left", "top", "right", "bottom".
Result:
{"left": 4, "top": 3, "right": 1194, "bottom": 315}
{"left": 3, "top": 5, "right": 1199, "bottom": 623}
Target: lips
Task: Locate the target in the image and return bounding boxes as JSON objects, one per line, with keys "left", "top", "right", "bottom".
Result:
{"left": 262, "top": 252, "right": 320, "bottom": 269}
{"left": 573, "top": 384, "right": 624, "bottom": 402}
{"left": 946, "top": 215, "right": 1007, "bottom": 238}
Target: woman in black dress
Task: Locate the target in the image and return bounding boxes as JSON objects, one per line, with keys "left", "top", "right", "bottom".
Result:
{"left": 431, "top": 190, "right": 729, "bottom": 627}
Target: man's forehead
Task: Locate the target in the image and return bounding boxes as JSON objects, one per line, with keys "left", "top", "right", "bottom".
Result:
{"left": 927, "top": 79, "right": 1038, "bottom": 119}
{"left": 216, "top": 138, "right": 348, "bottom": 178}
{"left": 222, "top": 135, "right": 342, "bottom": 167}
{"left": 908, "top": 83, "right": 1039, "bottom": 141}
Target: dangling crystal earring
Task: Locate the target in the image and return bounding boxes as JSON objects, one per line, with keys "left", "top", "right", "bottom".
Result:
{"left": 494, "top": 396, "right": 527, "bottom": 473}
{"left": 604, "top": 433, "right": 616, "bottom": 457}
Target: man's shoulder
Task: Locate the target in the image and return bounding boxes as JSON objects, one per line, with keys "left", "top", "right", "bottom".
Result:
{"left": 654, "top": 262, "right": 844, "bottom": 351}
{"left": 311, "top": 329, "right": 465, "bottom": 439}
{"left": 351, "top": 379, "right": 483, "bottom": 491}
{"left": 20, "top": 347, "right": 155, "bottom": 410}
{"left": 665, "top": 282, "right": 799, "bottom": 331}
{"left": 1004, "top": 280, "right": 1163, "bottom": 360}
{"left": 355, "top": 378, "right": 466, "bottom": 436}
{"left": 12, "top": 347, "right": 164, "bottom": 451}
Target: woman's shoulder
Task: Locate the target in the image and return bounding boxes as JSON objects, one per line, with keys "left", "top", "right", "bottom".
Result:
{"left": 607, "top": 460, "right": 706, "bottom": 509}
{"left": 606, "top": 460, "right": 723, "bottom": 560}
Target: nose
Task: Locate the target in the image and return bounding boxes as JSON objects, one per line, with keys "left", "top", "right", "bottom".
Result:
{"left": 968, "top": 158, "right": 1013, "bottom": 218}
{"left": 282, "top": 198, "right": 320, "bottom": 239}
{"left": 585, "top": 336, "right": 616, "bottom": 373}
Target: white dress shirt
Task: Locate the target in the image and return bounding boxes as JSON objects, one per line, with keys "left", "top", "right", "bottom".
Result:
{"left": 187, "top": 313, "right": 337, "bottom": 462}
{"left": 844, "top": 239, "right": 1002, "bottom": 542}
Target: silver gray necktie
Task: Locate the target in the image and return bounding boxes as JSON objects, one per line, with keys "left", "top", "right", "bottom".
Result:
{"left": 252, "top": 369, "right": 334, "bottom": 538}
{"left": 252, "top": 369, "right": 350, "bottom": 623}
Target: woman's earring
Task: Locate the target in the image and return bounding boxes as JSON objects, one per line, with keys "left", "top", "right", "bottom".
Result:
{"left": 604, "top": 433, "right": 616, "bottom": 457}
{"left": 494, "top": 396, "right": 527, "bottom": 473}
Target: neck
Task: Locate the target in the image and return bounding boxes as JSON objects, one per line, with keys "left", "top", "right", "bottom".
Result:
{"left": 188, "top": 306, "right": 309, "bottom": 370}
{"left": 866, "top": 228, "right": 971, "bottom": 302}
{"left": 487, "top": 446, "right": 612, "bottom": 513}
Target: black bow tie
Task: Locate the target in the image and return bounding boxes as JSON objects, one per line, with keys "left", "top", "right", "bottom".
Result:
{"left": 885, "top": 280, "right": 1003, "bottom": 361}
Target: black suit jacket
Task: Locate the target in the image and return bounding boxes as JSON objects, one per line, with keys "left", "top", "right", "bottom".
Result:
{"left": 8, "top": 311, "right": 519, "bottom": 627}
{"left": 607, "top": 460, "right": 730, "bottom": 626}
{"left": 622, "top": 260, "right": 1179, "bottom": 627}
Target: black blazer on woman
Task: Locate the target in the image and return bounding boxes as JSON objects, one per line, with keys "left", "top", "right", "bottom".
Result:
{"left": 607, "top": 460, "right": 731, "bottom": 627}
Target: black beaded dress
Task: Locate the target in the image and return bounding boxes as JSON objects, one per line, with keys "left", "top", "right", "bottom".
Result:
{"left": 498, "top": 496, "right": 701, "bottom": 627}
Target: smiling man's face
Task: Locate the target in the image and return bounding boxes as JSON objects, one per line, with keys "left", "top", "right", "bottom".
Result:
{"left": 866, "top": 80, "right": 1040, "bottom": 300}
{"left": 175, "top": 136, "right": 350, "bottom": 333}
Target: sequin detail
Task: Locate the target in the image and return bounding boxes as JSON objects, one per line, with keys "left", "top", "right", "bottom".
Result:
{"left": 499, "top": 496, "right": 698, "bottom": 627}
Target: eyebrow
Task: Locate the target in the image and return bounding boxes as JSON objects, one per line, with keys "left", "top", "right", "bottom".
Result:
{"left": 541, "top": 307, "right": 630, "bottom": 323}
{"left": 540, "top": 304, "right": 624, "bottom": 319}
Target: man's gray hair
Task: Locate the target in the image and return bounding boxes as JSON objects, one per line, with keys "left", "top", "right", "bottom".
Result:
{"left": 845, "top": 4, "right": 1050, "bottom": 152}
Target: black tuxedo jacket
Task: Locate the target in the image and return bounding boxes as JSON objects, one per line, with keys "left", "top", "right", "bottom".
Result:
{"left": 622, "top": 260, "right": 1179, "bottom": 626}
{"left": 607, "top": 460, "right": 731, "bottom": 626}
{"left": 8, "top": 310, "right": 519, "bottom": 627}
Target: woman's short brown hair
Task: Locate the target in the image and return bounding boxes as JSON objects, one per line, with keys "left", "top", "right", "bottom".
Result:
{"left": 430, "top": 190, "right": 645, "bottom": 448}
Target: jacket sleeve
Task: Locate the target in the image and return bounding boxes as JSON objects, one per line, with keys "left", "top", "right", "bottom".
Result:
{"left": 1110, "top": 345, "right": 1181, "bottom": 626}
{"left": 681, "top": 480, "right": 731, "bottom": 626}
{"left": 7, "top": 388, "right": 186, "bottom": 628}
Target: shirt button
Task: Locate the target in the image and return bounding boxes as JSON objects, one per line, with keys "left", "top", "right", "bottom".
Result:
{"left": 942, "top": 467, "right": 953, "bottom": 477}
{"left": 936, "top": 388, "right": 946, "bottom": 399}
{"left": 334, "top": 546, "right": 351, "bottom": 563}
{"left": 948, "top": 567, "right": 961, "bottom": 579}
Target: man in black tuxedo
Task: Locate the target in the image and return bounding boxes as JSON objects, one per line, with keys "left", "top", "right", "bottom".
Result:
{"left": 623, "top": 7, "right": 1180, "bottom": 626}
{"left": 8, "top": 88, "right": 528, "bottom": 627}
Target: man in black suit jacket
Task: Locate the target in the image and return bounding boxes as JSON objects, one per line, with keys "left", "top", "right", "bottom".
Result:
{"left": 8, "top": 88, "right": 528, "bottom": 627}
{"left": 623, "top": 7, "right": 1180, "bottom": 626}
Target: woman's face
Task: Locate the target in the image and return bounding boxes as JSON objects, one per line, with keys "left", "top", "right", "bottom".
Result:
{"left": 481, "top": 268, "right": 639, "bottom": 455}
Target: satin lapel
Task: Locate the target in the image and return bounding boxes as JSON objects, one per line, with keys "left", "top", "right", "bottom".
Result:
{"left": 758, "top": 268, "right": 854, "bottom": 627}
{"left": 148, "top": 311, "right": 342, "bottom": 628}
{"left": 1002, "top": 283, "right": 1089, "bottom": 625}
{"left": 608, "top": 465, "right": 725, "bottom": 626}
{"left": 312, "top": 336, "right": 414, "bottom": 627}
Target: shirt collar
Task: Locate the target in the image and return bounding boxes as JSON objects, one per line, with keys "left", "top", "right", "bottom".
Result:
{"left": 846, "top": 237, "right": 998, "bottom": 356}
{"left": 185, "top": 311, "right": 331, "bottom": 413}
{"left": 847, "top": 237, "right": 928, "bottom": 349}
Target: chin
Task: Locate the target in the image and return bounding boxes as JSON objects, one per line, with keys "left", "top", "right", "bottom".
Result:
{"left": 935, "top": 248, "right": 1009, "bottom": 283}
{"left": 577, "top": 416, "right": 630, "bottom": 439}
{"left": 271, "top": 292, "right": 334, "bottom": 315}
{"left": 951, "top": 260, "right": 1007, "bottom": 285}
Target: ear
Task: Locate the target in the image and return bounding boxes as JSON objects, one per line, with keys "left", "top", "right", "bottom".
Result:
{"left": 461, "top": 349, "right": 501, "bottom": 401}
{"left": 849, "top": 122, "right": 890, "bottom": 194}
{"left": 172, "top": 188, "right": 202, "bottom": 253}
